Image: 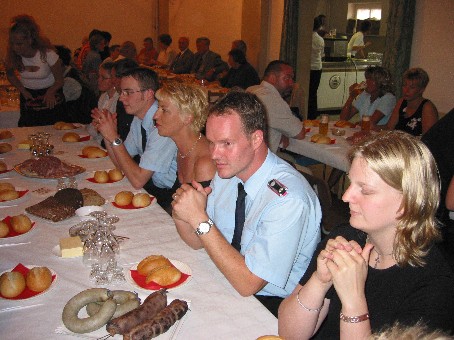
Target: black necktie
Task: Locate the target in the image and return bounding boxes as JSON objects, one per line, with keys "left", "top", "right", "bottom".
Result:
{"left": 141, "top": 125, "right": 147, "bottom": 152}
{"left": 232, "top": 183, "right": 247, "bottom": 251}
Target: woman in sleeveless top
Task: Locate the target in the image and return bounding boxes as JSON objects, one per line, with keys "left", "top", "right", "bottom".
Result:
{"left": 386, "top": 68, "right": 438, "bottom": 136}
{"left": 154, "top": 82, "right": 216, "bottom": 194}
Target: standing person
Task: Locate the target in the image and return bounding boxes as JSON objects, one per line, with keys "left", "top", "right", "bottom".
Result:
{"left": 308, "top": 16, "right": 325, "bottom": 120}
{"left": 169, "top": 37, "right": 194, "bottom": 74}
{"left": 6, "top": 14, "right": 65, "bottom": 127}
{"left": 156, "top": 34, "right": 177, "bottom": 68}
{"left": 247, "top": 60, "right": 306, "bottom": 153}
{"left": 92, "top": 67, "right": 177, "bottom": 210}
{"left": 171, "top": 91, "right": 321, "bottom": 316}
{"left": 137, "top": 37, "right": 158, "bottom": 66}
{"left": 218, "top": 49, "right": 260, "bottom": 89}
{"left": 386, "top": 67, "right": 438, "bottom": 136}
{"left": 154, "top": 82, "right": 216, "bottom": 191}
{"left": 278, "top": 131, "right": 454, "bottom": 339}
{"left": 82, "top": 32, "right": 105, "bottom": 95}
{"left": 347, "top": 20, "right": 372, "bottom": 59}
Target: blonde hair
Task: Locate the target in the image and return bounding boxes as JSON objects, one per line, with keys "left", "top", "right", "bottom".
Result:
{"left": 348, "top": 131, "right": 441, "bottom": 267}
{"left": 155, "top": 82, "right": 208, "bottom": 132}
{"left": 370, "top": 322, "right": 454, "bottom": 340}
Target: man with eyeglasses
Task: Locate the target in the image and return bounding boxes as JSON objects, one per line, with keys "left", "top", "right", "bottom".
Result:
{"left": 92, "top": 67, "right": 177, "bottom": 210}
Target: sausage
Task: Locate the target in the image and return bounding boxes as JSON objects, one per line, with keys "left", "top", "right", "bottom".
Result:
{"left": 86, "top": 290, "right": 140, "bottom": 318}
{"left": 62, "top": 288, "right": 117, "bottom": 333}
{"left": 124, "top": 299, "right": 188, "bottom": 340}
{"left": 106, "top": 289, "right": 167, "bottom": 336}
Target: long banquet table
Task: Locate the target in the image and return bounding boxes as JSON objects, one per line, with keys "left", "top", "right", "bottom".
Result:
{"left": 285, "top": 122, "right": 360, "bottom": 172}
{"left": 0, "top": 125, "right": 278, "bottom": 339}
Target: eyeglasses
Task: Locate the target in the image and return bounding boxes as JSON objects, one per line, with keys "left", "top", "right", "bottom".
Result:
{"left": 119, "top": 89, "right": 148, "bottom": 97}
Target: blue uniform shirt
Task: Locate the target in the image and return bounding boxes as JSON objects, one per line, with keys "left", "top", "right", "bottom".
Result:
{"left": 354, "top": 92, "right": 396, "bottom": 125}
{"left": 207, "top": 150, "right": 322, "bottom": 297}
{"left": 124, "top": 100, "right": 177, "bottom": 188}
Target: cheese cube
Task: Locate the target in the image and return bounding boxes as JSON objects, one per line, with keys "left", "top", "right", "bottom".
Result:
{"left": 59, "top": 236, "right": 83, "bottom": 258}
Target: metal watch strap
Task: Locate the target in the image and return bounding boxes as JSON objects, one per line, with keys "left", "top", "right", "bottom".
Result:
{"left": 195, "top": 218, "right": 213, "bottom": 236}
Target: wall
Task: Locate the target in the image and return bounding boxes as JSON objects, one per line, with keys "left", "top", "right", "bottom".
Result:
{"left": 1, "top": 0, "right": 158, "bottom": 57}
{"left": 411, "top": 0, "right": 454, "bottom": 114}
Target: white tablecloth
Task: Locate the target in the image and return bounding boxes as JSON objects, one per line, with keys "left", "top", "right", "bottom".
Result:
{"left": 286, "top": 122, "right": 359, "bottom": 172}
{"left": 0, "top": 125, "right": 278, "bottom": 339}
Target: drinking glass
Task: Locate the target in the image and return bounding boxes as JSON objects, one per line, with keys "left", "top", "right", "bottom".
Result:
{"left": 361, "top": 115, "right": 371, "bottom": 132}
{"left": 319, "top": 114, "right": 329, "bottom": 136}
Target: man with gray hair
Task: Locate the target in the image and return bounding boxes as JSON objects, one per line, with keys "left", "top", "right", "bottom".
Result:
{"left": 191, "top": 37, "right": 227, "bottom": 81}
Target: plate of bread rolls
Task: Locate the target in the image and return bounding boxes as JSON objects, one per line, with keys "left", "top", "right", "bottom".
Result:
{"left": 127, "top": 255, "right": 192, "bottom": 291}
{"left": 0, "top": 215, "right": 36, "bottom": 239}
{"left": 0, "top": 264, "right": 57, "bottom": 300}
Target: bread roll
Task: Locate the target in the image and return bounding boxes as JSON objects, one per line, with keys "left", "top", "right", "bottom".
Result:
{"left": 0, "top": 271, "right": 26, "bottom": 298}
{"left": 114, "top": 191, "right": 134, "bottom": 206}
{"left": 86, "top": 147, "right": 107, "bottom": 158}
{"left": 82, "top": 146, "right": 99, "bottom": 156}
{"left": 0, "top": 221, "right": 9, "bottom": 238}
{"left": 256, "top": 336, "right": 285, "bottom": 340}
{"left": 132, "top": 193, "right": 151, "bottom": 208}
{"left": 137, "top": 255, "right": 172, "bottom": 276}
{"left": 0, "top": 130, "right": 13, "bottom": 140}
{"left": 94, "top": 170, "right": 109, "bottom": 183}
{"left": 145, "top": 265, "right": 182, "bottom": 286}
{"left": 316, "top": 136, "right": 332, "bottom": 144}
{"left": 0, "top": 190, "right": 19, "bottom": 201}
{"left": 26, "top": 267, "right": 52, "bottom": 292}
{"left": 62, "top": 132, "right": 80, "bottom": 142}
{"left": 0, "top": 143, "right": 12, "bottom": 154}
{"left": 10, "top": 214, "right": 32, "bottom": 234}
{"left": 108, "top": 168, "right": 124, "bottom": 182}
{"left": 0, "top": 182, "right": 15, "bottom": 192}
{"left": 0, "top": 161, "right": 7, "bottom": 172}
{"left": 54, "top": 121, "right": 65, "bottom": 130}
{"left": 60, "top": 122, "right": 76, "bottom": 130}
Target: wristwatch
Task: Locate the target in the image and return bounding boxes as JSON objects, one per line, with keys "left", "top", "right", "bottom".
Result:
{"left": 111, "top": 137, "right": 123, "bottom": 146}
{"left": 195, "top": 219, "right": 214, "bottom": 236}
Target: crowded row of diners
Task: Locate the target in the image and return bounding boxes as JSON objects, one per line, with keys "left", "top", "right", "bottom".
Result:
{"left": 1, "top": 12, "right": 454, "bottom": 340}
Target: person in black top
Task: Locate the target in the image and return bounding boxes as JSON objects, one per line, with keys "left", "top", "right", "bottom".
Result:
{"left": 218, "top": 49, "right": 260, "bottom": 89}
{"left": 279, "top": 131, "right": 454, "bottom": 339}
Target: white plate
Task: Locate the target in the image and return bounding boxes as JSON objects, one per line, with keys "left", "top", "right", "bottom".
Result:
{"left": 0, "top": 265, "right": 57, "bottom": 301}
{"left": 0, "top": 187, "right": 29, "bottom": 206}
{"left": 126, "top": 259, "right": 192, "bottom": 292}
{"left": 0, "top": 217, "right": 37, "bottom": 243}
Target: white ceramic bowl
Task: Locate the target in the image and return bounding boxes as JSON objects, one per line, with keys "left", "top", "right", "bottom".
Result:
{"left": 75, "top": 205, "right": 104, "bottom": 220}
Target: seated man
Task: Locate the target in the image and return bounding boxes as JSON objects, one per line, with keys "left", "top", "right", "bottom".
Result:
{"left": 191, "top": 37, "right": 227, "bottom": 81}
{"left": 172, "top": 91, "right": 321, "bottom": 316}
{"left": 247, "top": 60, "right": 306, "bottom": 153}
{"left": 169, "top": 37, "right": 194, "bottom": 74}
{"left": 92, "top": 67, "right": 177, "bottom": 209}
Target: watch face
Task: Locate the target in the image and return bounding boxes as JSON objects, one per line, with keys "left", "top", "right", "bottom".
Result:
{"left": 113, "top": 138, "right": 122, "bottom": 146}
{"left": 199, "top": 222, "right": 210, "bottom": 233}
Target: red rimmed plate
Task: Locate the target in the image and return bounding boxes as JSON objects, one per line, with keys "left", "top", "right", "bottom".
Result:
{"left": 0, "top": 189, "right": 29, "bottom": 203}
{"left": 127, "top": 260, "right": 192, "bottom": 291}
{"left": 1, "top": 216, "right": 36, "bottom": 239}
{"left": 0, "top": 263, "right": 57, "bottom": 300}
{"left": 63, "top": 135, "right": 91, "bottom": 143}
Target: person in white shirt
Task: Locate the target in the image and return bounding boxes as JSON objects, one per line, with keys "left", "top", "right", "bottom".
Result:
{"left": 308, "top": 16, "right": 325, "bottom": 120}
{"left": 347, "top": 20, "right": 372, "bottom": 59}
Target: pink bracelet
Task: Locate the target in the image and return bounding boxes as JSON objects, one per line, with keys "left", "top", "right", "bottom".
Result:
{"left": 339, "top": 311, "right": 370, "bottom": 323}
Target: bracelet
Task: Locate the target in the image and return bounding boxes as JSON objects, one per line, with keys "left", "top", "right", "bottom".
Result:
{"left": 296, "top": 287, "right": 323, "bottom": 312}
{"left": 339, "top": 312, "right": 370, "bottom": 323}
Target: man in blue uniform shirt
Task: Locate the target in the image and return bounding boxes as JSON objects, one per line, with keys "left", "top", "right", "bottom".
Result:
{"left": 172, "top": 91, "right": 321, "bottom": 316}
{"left": 92, "top": 67, "right": 177, "bottom": 209}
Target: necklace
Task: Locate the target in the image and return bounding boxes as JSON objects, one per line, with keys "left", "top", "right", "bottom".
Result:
{"left": 179, "top": 133, "right": 202, "bottom": 159}
{"left": 366, "top": 235, "right": 393, "bottom": 269}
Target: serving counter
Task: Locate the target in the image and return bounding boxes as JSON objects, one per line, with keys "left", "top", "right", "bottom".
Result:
{"left": 0, "top": 125, "right": 278, "bottom": 339}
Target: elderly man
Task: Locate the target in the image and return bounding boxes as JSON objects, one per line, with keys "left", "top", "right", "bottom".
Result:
{"left": 172, "top": 91, "right": 321, "bottom": 316}
{"left": 92, "top": 67, "right": 177, "bottom": 210}
{"left": 247, "top": 60, "right": 306, "bottom": 153}
{"left": 190, "top": 37, "right": 227, "bottom": 81}
{"left": 170, "top": 37, "right": 194, "bottom": 74}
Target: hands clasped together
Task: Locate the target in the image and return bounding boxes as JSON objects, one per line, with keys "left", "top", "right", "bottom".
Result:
{"left": 171, "top": 181, "right": 212, "bottom": 229}
{"left": 91, "top": 108, "right": 118, "bottom": 142}
{"left": 316, "top": 236, "right": 374, "bottom": 304}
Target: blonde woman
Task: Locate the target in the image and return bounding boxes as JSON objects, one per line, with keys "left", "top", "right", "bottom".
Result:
{"left": 279, "top": 131, "right": 454, "bottom": 339}
{"left": 154, "top": 82, "right": 215, "bottom": 192}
